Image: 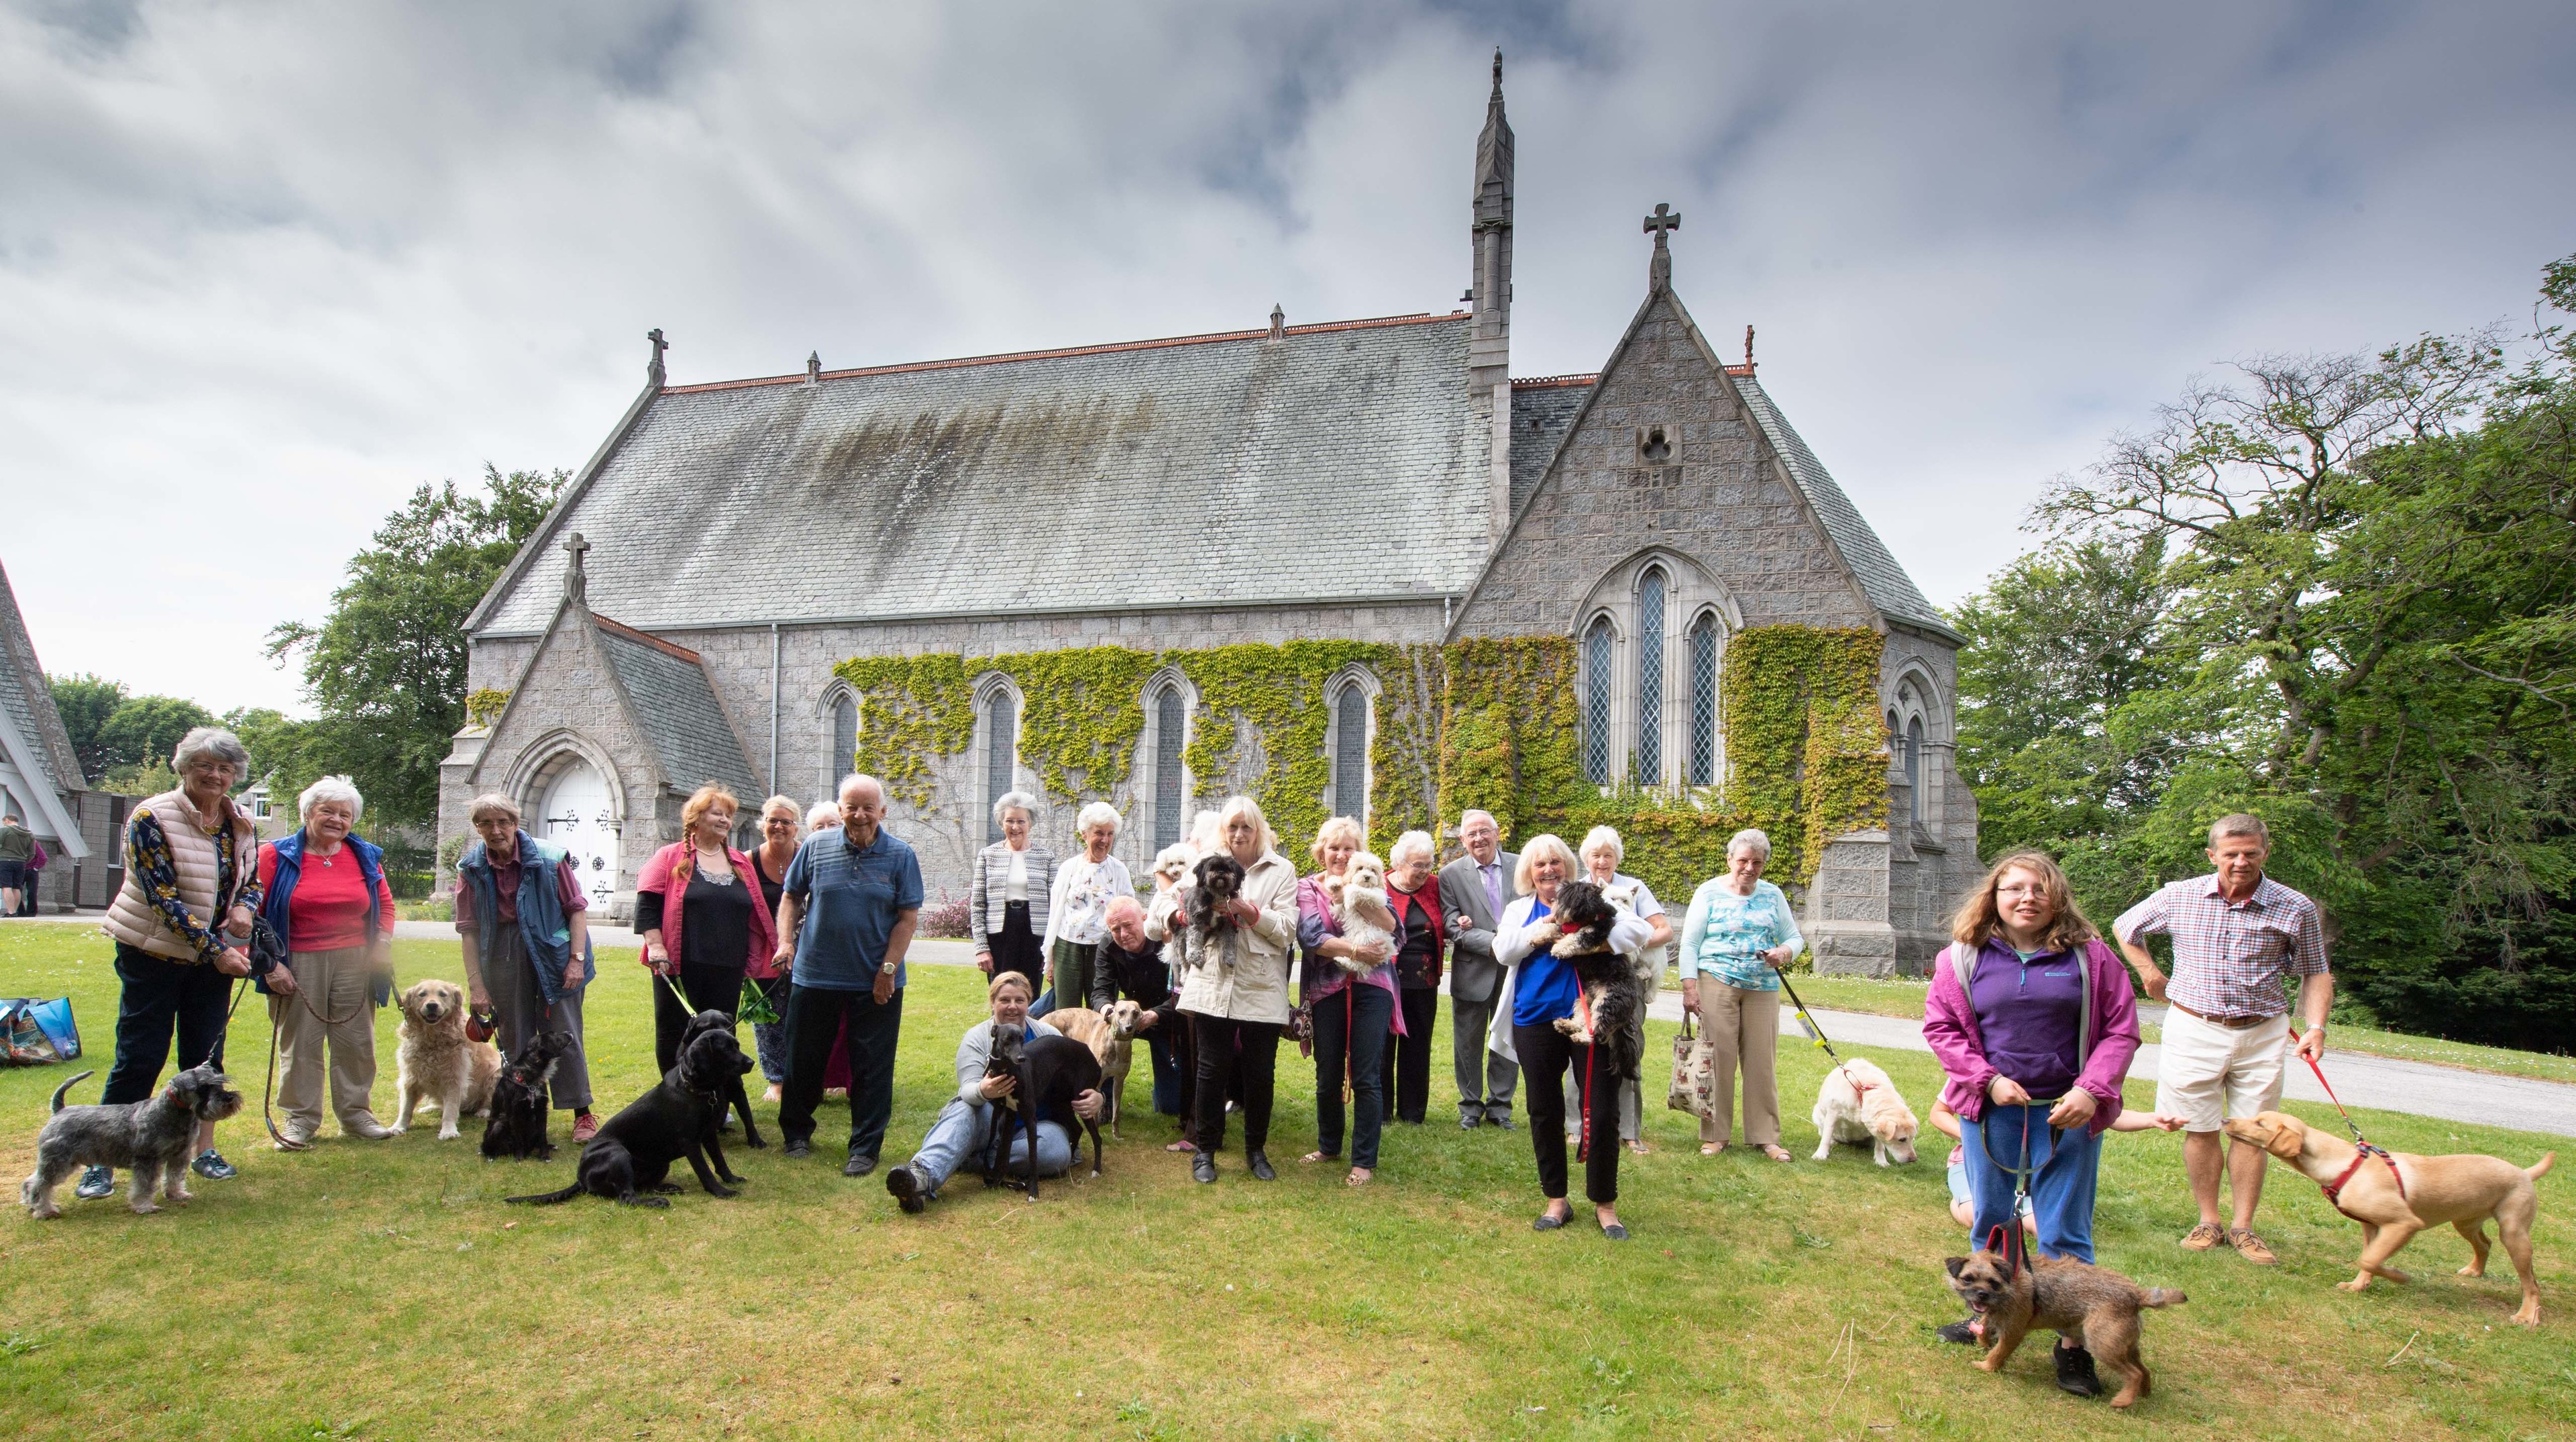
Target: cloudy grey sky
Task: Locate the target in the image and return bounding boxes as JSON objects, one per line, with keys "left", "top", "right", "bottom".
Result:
{"left": 5, "top": 1, "right": 2571, "bottom": 715}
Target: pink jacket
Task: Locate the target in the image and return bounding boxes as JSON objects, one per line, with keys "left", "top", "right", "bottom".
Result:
{"left": 636, "top": 841, "right": 780, "bottom": 980}
{"left": 1921, "top": 937, "right": 2139, "bottom": 1136}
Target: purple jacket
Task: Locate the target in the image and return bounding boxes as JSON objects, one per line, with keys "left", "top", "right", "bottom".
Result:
{"left": 1923, "top": 937, "right": 2139, "bottom": 1136}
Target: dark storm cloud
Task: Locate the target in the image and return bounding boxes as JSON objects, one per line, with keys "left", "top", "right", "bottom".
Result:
{"left": 2, "top": 0, "right": 2568, "bottom": 711}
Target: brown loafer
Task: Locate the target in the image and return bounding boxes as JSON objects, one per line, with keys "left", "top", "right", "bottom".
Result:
{"left": 2226, "top": 1228, "right": 2278, "bottom": 1265}
{"left": 2178, "top": 1221, "right": 2226, "bottom": 1251}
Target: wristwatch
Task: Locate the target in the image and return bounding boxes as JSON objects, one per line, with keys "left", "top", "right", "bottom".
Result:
{"left": 879, "top": 960, "right": 898, "bottom": 976}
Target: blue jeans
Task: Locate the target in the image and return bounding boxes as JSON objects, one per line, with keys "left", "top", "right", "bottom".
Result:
{"left": 1311, "top": 981, "right": 1392, "bottom": 1168}
{"left": 906, "top": 1096, "right": 1074, "bottom": 1194}
{"left": 1960, "top": 1103, "right": 2101, "bottom": 1263}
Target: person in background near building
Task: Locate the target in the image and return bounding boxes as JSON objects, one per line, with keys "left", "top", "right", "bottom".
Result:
{"left": 1296, "top": 815, "right": 1398, "bottom": 1186}
{"left": 1090, "top": 895, "right": 1184, "bottom": 1123}
{"left": 1159, "top": 794, "right": 1297, "bottom": 1184}
{"left": 0, "top": 810, "right": 33, "bottom": 916}
{"left": 804, "top": 802, "right": 840, "bottom": 834}
{"left": 798, "top": 798, "right": 849, "bottom": 1099}
{"left": 880, "top": 971, "right": 1106, "bottom": 1215}
{"left": 1144, "top": 842, "right": 1202, "bottom": 1153}
{"left": 2113, "top": 813, "right": 2331, "bottom": 1266}
{"left": 773, "top": 773, "right": 922, "bottom": 1178}
{"left": 971, "top": 790, "right": 1055, "bottom": 995}
{"left": 1036, "top": 802, "right": 1128, "bottom": 1017}
{"left": 748, "top": 795, "right": 803, "bottom": 1103}
{"left": 454, "top": 792, "right": 597, "bottom": 1141}
{"left": 1492, "top": 832, "right": 1650, "bottom": 1239}
{"left": 15, "top": 837, "right": 44, "bottom": 916}
{"left": 1439, "top": 810, "right": 1520, "bottom": 1129}
{"left": 1379, "top": 829, "right": 1446, "bottom": 1127}
{"left": 85, "top": 727, "right": 278, "bottom": 1199}
{"left": 1679, "top": 828, "right": 1803, "bottom": 1162}
{"left": 255, "top": 775, "right": 397, "bottom": 1147}
{"left": 1571, "top": 826, "right": 1671, "bottom": 1154}
{"left": 636, "top": 784, "right": 778, "bottom": 1126}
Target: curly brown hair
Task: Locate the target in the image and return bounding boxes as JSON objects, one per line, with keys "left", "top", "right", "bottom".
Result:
{"left": 1948, "top": 850, "right": 2099, "bottom": 951}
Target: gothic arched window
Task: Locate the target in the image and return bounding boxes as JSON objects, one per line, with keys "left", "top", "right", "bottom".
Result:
{"left": 1906, "top": 715, "right": 1925, "bottom": 821}
{"left": 1582, "top": 617, "right": 1614, "bottom": 784}
{"left": 1635, "top": 568, "right": 1666, "bottom": 784}
{"left": 1332, "top": 683, "right": 1369, "bottom": 821}
{"left": 1688, "top": 613, "right": 1719, "bottom": 786}
{"left": 831, "top": 693, "right": 857, "bottom": 780}
{"left": 1153, "top": 684, "right": 1187, "bottom": 849}
{"left": 983, "top": 688, "right": 1017, "bottom": 844}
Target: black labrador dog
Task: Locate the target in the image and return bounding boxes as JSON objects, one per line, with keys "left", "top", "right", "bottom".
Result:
{"left": 507, "top": 1013, "right": 754, "bottom": 1208}
{"left": 482, "top": 1029, "right": 577, "bottom": 1162}
{"left": 981, "top": 1023, "right": 1106, "bottom": 1201}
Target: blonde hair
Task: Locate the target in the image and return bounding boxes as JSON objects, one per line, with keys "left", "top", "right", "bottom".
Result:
{"left": 1217, "top": 794, "right": 1278, "bottom": 856}
{"left": 682, "top": 783, "right": 740, "bottom": 836}
{"left": 1309, "top": 815, "right": 1366, "bottom": 867}
{"left": 1511, "top": 833, "right": 1577, "bottom": 897}
{"left": 987, "top": 971, "right": 1034, "bottom": 1002}
{"left": 759, "top": 795, "right": 800, "bottom": 825}
{"left": 1948, "top": 850, "right": 2098, "bottom": 952}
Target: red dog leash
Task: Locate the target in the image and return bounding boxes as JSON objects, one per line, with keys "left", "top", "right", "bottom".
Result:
{"left": 2301, "top": 1051, "right": 2406, "bottom": 1211}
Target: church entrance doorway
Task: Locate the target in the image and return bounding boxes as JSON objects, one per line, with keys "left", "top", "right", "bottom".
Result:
{"left": 537, "top": 759, "right": 618, "bottom": 910}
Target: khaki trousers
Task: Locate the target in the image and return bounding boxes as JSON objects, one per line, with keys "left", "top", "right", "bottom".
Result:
{"left": 266, "top": 945, "right": 382, "bottom": 1137}
{"left": 1695, "top": 982, "right": 1782, "bottom": 1147}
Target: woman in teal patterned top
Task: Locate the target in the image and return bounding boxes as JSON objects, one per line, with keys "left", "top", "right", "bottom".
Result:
{"left": 1680, "top": 829, "right": 1805, "bottom": 1161}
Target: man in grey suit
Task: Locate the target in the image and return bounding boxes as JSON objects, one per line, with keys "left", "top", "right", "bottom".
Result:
{"left": 1438, "top": 810, "right": 1519, "bottom": 1129}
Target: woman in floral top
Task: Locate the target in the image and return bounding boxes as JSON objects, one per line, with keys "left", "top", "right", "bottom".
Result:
{"left": 1680, "top": 828, "right": 1805, "bottom": 1161}
{"left": 1037, "top": 802, "right": 1131, "bottom": 1017}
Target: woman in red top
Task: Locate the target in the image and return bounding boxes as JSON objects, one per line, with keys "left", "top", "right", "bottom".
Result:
{"left": 635, "top": 784, "right": 778, "bottom": 1123}
{"left": 1380, "top": 829, "right": 1448, "bottom": 1127}
{"left": 254, "top": 776, "right": 398, "bottom": 1147}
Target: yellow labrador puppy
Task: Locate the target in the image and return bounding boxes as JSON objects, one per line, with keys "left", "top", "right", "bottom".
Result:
{"left": 393, "top": 980, "right": 503, "bottom": 1140}
{"left": 2224, "top": 1109, "right": 2552, "bottom": 1325}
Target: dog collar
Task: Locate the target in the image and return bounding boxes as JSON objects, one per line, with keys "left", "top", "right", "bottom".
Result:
{"left": 2319, "top": 1145, "right": 2405, "bottom": 1215}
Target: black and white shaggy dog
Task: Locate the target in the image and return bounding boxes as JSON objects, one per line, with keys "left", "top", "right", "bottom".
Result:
{"left": 1185, "top": 854, "right": 1246, "bottom": 953}
{"left": 21, "top": 1066, "right": 244, "bottom": 1219}
{"left": 1548, "top": 880, "right": 1647, "bottom": 1081}
{"left": 981, "top": 1023, "right": 1105, "bottom": 1201}
{"left": 481, "top": 1029, "right": 577, "bottom": 1162}
{"left": 506, "top": 1013, "right": 753, "bottom": 1208}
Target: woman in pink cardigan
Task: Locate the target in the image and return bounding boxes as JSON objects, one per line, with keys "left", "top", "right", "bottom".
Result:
{"left": 636, "top": 785, "right": 778, "bottom": 1111}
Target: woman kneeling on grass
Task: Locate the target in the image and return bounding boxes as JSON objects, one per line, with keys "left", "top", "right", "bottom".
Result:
{"left": 1491, "top": 833, "right": 1652, "bottom": 1241}
{"left": 1921, "top": 849, "right": 2143, "bottom": 1398}
{"left": 881, "top": 972, "right": 1104, "bottom": 1213}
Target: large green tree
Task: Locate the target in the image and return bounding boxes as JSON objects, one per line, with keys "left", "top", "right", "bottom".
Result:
{"left": 266, "top": 465, "right": 568, "bottom": 830}
{"left": 45, "top": 672, "right": 126, "bottom": 784}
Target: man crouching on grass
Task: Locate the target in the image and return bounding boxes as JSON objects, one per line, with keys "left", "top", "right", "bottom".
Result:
{"left": 883, "top": 972, "right": 1104, "bottom": 1214}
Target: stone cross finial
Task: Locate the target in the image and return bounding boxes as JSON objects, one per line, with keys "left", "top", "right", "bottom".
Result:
{"left": 1744, "top": 324, "right": 1756, "bottom": 370}
{"left": 1269, "top": 303, "right": 1285, "bottom": 340}
{"left": 563, "top": 531, "right": 591, "bottom": 605}
{"left": 1491, "top": 47, "right": 1502, "bottom": 99}
{"left": 647, "top": 327, "right": 667, "bottom": 387}
{"left": 1644, "top": 203, "right": 1680, "bottom": 291}
{"left": 806, "top": 350, "right": 821, "bottom": 384}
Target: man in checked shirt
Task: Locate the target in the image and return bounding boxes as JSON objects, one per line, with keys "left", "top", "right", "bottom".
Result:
{"left": 2113, "top": 813, "right": 2332, "bottom": 1266}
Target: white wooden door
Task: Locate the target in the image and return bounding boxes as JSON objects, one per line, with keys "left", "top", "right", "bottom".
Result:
{"left": 538, "top": 760, "right": 619, "bottom": 909}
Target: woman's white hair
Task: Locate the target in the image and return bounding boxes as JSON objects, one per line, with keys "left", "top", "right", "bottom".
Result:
{"left": 1188, "top": 809, "right": 1223, "bottom": 856}
{"left": 804, "top": 802, "right": 841, "bottom": 832}
{"left": 171, "top": 725, "right": 250, "bottom": 774}
{"left": 468, "top": 791, "right": 522, "bottom": 823}
{"left": 1511, "top": 833, "right": 1576, "bottom": 896}
{"left": 1389, "top": 829, "right": 1437, "bottom": 869}
{"left": 1578, "top": 825, "right": 1623, "bottom": 867}
{"left": 991, "top": 790, "right": 1039, "bottom": 831}
{"left": 297, "top": 774, "right": 364, "bottom": 823}
{"left": 1727, "top": 828, "right": 1773, "bottom": 862}
{"left": 1216, "top": 794, "right": 1278, "bottom": 855}
{"left": 1075, "top": 801, "right": 1122, "bottom": 835}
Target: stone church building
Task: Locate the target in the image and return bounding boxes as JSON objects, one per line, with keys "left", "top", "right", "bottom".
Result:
{"left": 439, "top": 62, "right": 1976, "bottom": 974}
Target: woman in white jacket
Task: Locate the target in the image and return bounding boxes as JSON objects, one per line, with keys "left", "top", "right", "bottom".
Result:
{"left": 1489, "top": 833, "right": 1653, "bottom": 1240}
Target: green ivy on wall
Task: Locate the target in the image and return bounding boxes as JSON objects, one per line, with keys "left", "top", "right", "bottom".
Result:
{"left": 1436, "top": 636, "right": 1586, "bottom": 847}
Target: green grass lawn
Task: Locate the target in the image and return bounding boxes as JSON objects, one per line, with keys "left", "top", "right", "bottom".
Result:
{"left": 2, "top": 925, "right": 2569, "bottom": 1440}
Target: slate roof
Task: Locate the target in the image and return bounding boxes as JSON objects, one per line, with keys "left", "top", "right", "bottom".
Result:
{"left": 592, "top": 615, "right": 761, "bottom": 801}
{"left": 0, "top": 559, "right": 85, "bottom": 794}
{"left": 1508, "top": 375, "right": 1594, "bottom": 514}
{"left": 478, "top": 313, "right": 1492, "bottom": 636}
{"left": 1731, "top": 375, "right": 1953, "bottom": 639}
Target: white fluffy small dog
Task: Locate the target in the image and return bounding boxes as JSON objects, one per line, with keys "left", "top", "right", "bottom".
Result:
{"left": 1326, "top": 851, "right": 1398, "bottom": 974}
{"left": 392, "top": 979, "right": 502, "bottom": 1139}
{"left": 1810, "top": 1055, "right": 1920, "bottom": 1166}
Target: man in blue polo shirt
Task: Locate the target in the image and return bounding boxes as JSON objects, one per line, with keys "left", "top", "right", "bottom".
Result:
{"left": 773, "top": 773, "right": 924, "bottom": 1176}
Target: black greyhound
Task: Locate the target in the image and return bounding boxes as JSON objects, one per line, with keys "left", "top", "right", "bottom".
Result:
{"left": 507, "top": 1013, "right": 754, "bottom": 1208}
{"left": 981, "top": 1023, "right": 1106, "bottom": 1201}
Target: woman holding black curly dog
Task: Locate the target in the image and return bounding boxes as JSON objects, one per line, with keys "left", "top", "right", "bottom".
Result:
{"left": 1491, "top": 833, "right": 1651, "bottom": 1240}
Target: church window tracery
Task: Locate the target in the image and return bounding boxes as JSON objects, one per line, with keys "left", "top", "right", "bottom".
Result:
{"left": 1635, "top": 568, "right": 1666, "bottom": 784}
{"left": 1582, "top": 616, "right": 1614, "bottom": 784}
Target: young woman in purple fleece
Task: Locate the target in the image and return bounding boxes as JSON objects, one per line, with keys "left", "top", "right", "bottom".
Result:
{"left": 1921, "top": 850, "right": 2142, "bottom": 1396}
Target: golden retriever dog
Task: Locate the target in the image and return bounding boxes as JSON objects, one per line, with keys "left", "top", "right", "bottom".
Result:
{"left": 2224, "top": 1109, "right": 2553, "bottom": 1325}
{"left": 1809, "top": 1056, "right": 1919, "bottom": 1166}
{"left": 393, "top": 980, "right": 502, "bottom": 1140}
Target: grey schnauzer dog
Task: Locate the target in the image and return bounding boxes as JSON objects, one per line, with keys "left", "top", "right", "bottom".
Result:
{"left": 21, "top": 1066, "right": 244, "bottom": 1219}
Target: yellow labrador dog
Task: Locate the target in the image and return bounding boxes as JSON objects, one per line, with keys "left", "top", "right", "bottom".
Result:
{"left": 2224, "top": 1109, "right": 2553, "bottom": 1325}
{"left": 394, "top": 980, "right": 502, "bottom": 1140}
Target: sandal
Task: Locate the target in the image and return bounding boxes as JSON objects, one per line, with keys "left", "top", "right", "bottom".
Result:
{"left": 1700, "top": 1142, "right": 1723, "bottom": 1157}
{"left": 1299, "top": 1151, "right": 1332, "bottom": 1165}
{"left": 1346, "top": 1168, "right": 1372, "bottom": 1187}
{"left": 1759, "top": 1144, "right": 1792, "bottom": 1162}
{"left": 1625, "top": 1139, "right": 1653, "bottom": 1155}
{"left": 1164, "top": 1139, "right": 1198, "bottom": 1153}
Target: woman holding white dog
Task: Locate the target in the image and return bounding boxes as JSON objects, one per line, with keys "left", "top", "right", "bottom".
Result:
{"left": 635, "top": 784, "right": 779, "bottom": 1104}
{"left": 969, "top": 790, "right": 1056, "bottom": 995}
{"left": 1492, "top": 833, "right": 1652, "bottom": 1239}
{"left": 254, "top": 776, "right": 398, "bottom": 1148}
{"left": 1921, "top": 850, "right": 2142, "bottom": 1397}
{"left": 1568, "top": 826, "right": 1670, "bottom": 1155}
{"left": 1037, "top": 802, "right": 1129, "bottom": 1017}
{"left": 1295, "top": 815, "right": 1398, "bottom": 1186}
{"left": 1678, "top": 829, "right": 1803, "bottom": 1162}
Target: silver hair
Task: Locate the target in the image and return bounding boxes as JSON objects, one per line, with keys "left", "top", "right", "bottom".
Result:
{"left": 1458, "top": 809, "right": 1499, "bottom": 833}
{"left": 1578, "top": 825, "right": 1623, "bottom": 866}
{"left": 1389, "top": 829, "right": 1437, "bottom": 868}
{"left": 1727, "top": 827, "right": 1772, "bottom": 862}
{"left": 2209, "top": 813, "right": 2270, "bottom": 847}
{"left": 837, "top": 773, "right": 884, "bottom": 806}
{"left": 991, "top": 789, "right": 1039, "bottom": 830}
{"left": 297, "top": 774, "right": 364, "bottom": 823}
{"left": 468, "top": 791, "right": 523, "bottom": 823}
{"left": 170, "top": 726, "right": 250, "bottom": 775}
{"left": 804, "top": 802, "right": 841, "bottom": 832}
{"left": 1075, "top": 801, "right": 1122, "bottom": 835}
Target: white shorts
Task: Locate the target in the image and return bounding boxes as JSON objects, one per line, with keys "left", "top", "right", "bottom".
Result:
{"left": 2154, "top": 1008, "right": 2290, "bottom": 1133}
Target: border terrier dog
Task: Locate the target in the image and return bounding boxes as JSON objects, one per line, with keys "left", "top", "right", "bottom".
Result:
{"left": 22, "top": 1066, "right": 244, "bottom": 1219}
{"left": 1944, "top": 1249, "right": 2185, "bottom": 1408}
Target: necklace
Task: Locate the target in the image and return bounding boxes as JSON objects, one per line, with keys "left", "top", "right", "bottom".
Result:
{"left": 694, "top": 848, "right": 737, "bottom": 886}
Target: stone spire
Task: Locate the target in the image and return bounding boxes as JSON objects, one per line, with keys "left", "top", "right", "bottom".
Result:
{"left": 1467, "top": 48, "right": 1513, "bottom": 391}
